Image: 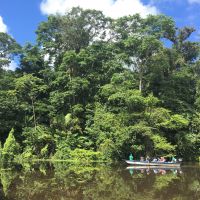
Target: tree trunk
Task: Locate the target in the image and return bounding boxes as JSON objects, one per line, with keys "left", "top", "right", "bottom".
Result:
{"left": 139, "top": 76, "right": 142, "bottom": 92}
{"left": 31, "top": 97, "right": 37, "bottom": 130}
{"left": 138, "top": 60, "right": 146, "bottom": 93}
{"left": 135, "top": 60, "right": 143, "bottom": 92}
{"left": 139, "top": 69, "right": 143, "bottom": 92}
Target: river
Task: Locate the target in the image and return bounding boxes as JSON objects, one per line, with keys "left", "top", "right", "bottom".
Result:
{"left": 0, "top": 162, "right": 199, "bottom": 200}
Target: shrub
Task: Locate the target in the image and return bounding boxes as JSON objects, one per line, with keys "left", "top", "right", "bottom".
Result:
{"left": 52, "top": 141, "right": 71, "bottom": 160}
{"left": 70, "top": 148, "right": 104, "bottom": 162}
{"left": 2, "top": 128, "right": 21, "bottom": 162}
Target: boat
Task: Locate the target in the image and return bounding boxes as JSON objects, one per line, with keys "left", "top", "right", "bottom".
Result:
{"left": 126, "top": 166, "right": 180, "bottom": 170}
{"left": 125, "top": 160, "right": 181, "bottom": 167}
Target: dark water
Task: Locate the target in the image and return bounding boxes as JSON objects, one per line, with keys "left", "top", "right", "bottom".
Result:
{"left": 0, "top": 162, "right": 199, "bottom": 200}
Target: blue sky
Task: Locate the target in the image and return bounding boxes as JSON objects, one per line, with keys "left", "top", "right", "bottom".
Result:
{"left": 0, "top": 0, "right": 46, "bottom": 45}
{"left": 1, "top": 0, "right": 200, "bottom": 45}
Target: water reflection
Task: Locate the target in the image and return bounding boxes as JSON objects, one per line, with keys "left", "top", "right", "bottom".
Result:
{"left": 127, "top": 166, "right": 183, "bottom": 176}
{"left": 0, "top": 162, "right": 199, "bottom": 200}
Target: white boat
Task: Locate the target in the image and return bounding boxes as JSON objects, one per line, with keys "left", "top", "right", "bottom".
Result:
{"left": 126, "top": 166, "right": 180, "bottom": 170}
{"left": 125, "top": 160, "right": 181, "bottom": 167}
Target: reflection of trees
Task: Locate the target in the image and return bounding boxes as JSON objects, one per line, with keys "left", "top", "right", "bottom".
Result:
{"left": 2, "top": 161, "right": 100, "bottom": 200}
{"left": 177, "top": 166, "right": 200, "bottom": 200}
{"left": 152, "top": 167, "right": 200, "bottom": 200}
{"left": 0, "top": 169, "right": 18, "bottom": 197}
{"left": 83, "top": 168, "right": 140, "bottom": 200}
{"left": 154, "top": 173, "right": 179, "bottom": 190}
{"left": 0, "top": 162, "right": 199, "bottom": 200}
{"left": 152, "top": 173, "right": 179, "bottom": 199}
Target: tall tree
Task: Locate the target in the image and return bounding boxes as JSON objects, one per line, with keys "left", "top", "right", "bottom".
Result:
{"left": 18, "top": 43, "right": 45, "bottom": 76}
{"left": 124, "top": 35, "right": 163, "bottom": 92}
{"left": 15, "top": 74, "right": 48, "bottom": 129}
{"left": 0, "top": 32, "right": 21, "bottom": 69}
{"left": 36, "top": 7, "right": 111, "bottom": 66}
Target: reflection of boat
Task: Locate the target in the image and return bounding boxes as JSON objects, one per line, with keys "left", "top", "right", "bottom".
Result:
{"left": 126, "top": 165, "right": 183, "bottom": 175}
{"left": 126, "top": 166, "right": 182, "bottom": 175}
{"left": 125, "top": 160, "right": 181, "bottom": 167}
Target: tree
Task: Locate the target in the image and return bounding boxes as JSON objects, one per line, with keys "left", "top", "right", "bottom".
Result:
{"left": 22, "top": 125, "right": 55, "bottom": 158}
{"left": 2, "top": 128, "right": 20, "bottom": 161}
{"left": 15, "top": 74, "right": 47, "bottom": 129}
{"left": 124, "top": 35, "right": 163, "bottom": 92}
{"left": 0, "top": 32, "right": 21, "bottom": 69}
{"left": 18, "top": 43, "right": 45, "bottom": 76}
{"left": 36, "top": 7, "right": 111, "bottom": 66}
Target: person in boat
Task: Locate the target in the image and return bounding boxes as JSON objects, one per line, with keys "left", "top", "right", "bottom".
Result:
{"left": 140, "top": 156, "right": 144, "bottom": 161}
{"left": 172, "top": 156, "right": 177, "bottom": 163}
{"left": 146, "top": 155, "right": 150, "bottom": 162}
{"left": 152, "top": 158, "right": 158, "bottom": 162}
{"left": 129, "top": 153, "right": 133, "bottom": 161}
{"left": 159, "top": 157, "right": 166, "bottom": 162}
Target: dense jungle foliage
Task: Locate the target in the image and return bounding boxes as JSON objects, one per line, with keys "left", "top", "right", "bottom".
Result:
{"left": 0, "top": 7, "right": 199, "bottom": 162}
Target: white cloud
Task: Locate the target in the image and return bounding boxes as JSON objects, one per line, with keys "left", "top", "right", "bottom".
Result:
{"left": 0, "top": 16, "right": 7, "bottom": 33}
{"left": 9, "top": 60, "right": 18, "bottom": 71}
{"left": 3, "top": 60, "right": 18, "bottom": 71}
{"left": 188, "top": 0, "right": 200, "bottom": 4}
{"left": 0, "top": 17, "right": 18, "bottom": 71}
{"left": 40, "top": 0, "right": 159, "bottom": 18}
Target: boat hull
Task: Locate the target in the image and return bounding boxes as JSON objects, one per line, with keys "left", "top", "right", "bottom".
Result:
{"left": 125, "top": 160, "right": 181, "bottom": 167}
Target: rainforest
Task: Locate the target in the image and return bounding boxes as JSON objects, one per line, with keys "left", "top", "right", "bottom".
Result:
{"left": 0, "top": 7, "right": 199, "bottom": 163}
